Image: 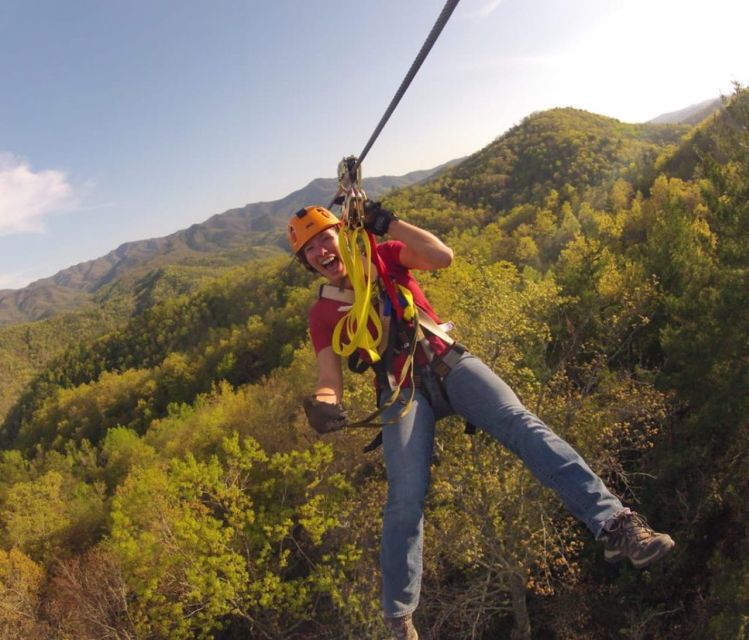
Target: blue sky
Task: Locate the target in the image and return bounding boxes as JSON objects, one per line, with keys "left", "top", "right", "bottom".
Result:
{"left": 1, "top": 0, "right": 747, "bottom": 290}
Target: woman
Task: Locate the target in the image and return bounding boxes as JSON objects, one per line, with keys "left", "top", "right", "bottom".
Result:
{"left": 288, "top": 203, "right": 674, "bottom": 640}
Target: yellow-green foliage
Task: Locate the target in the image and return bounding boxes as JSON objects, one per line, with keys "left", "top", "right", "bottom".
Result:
{"left": 0, "top": 308, "right": 116, "bottom": 425}
{"left": 0, "top": 548, "right": 49, "bottom": 639}
{"left": 1, "top": 468, "right": 106, "bottom": 565}
{"left": 3, "top": 258, "right": 317, "bottom": 454}
{"left": 1, "top": 90, "right": 748, "bottom": 638}
{"left": 421, "top": 257, "right": 559, "bottom": 389}
{"left": 109, "top": 435, "right": 356, "bottom": 639}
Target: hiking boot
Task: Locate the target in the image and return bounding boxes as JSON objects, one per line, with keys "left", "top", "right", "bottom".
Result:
{"left": 384, "top": 613, "right": 419, "bottom": 640}
{"left": 602, "top": 508, "right": 675, "bottom": 568}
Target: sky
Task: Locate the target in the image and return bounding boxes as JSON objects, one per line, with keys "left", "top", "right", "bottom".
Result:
{"left": 1, "top": 0, "right": 747, "bottom": 290}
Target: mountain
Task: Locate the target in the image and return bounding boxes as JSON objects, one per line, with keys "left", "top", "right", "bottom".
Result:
{"left": 382, "top": 108, "right": 691, "bottom": 238}
{"left": 0, "top": 162, "right": 457, "bottom": 327}
{"left": 649, "top": 96, "right": 722, "bottom": 125}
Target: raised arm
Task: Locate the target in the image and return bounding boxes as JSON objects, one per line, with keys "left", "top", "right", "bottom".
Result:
{"left": 363, "top": 201, "right": 453, "bottom": 270}
{"left": 387, "top": 218, "right": 453, "bottom": 271}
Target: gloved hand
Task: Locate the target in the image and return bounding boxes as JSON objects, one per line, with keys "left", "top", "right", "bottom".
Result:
{"left": 303, "top": 396, "right": 348, "bottom": 434}
{"left": 363, "top": 200, "right": 399, "bottom": 236}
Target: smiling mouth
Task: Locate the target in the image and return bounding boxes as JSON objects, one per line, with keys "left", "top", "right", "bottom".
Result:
{"left": 321, "top": 256, "right": 338, "bottom": 270}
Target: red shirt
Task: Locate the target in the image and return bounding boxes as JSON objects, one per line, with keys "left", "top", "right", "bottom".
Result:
{"left": 308, "top": 240, "right": 449, "bottom": 381}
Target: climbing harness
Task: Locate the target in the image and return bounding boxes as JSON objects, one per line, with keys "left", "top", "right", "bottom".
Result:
{"left": 330, "top": 151, "right": 430, "bottom": 437}
{"left": 318, "top": 283, "right": 473, "bottom": 451}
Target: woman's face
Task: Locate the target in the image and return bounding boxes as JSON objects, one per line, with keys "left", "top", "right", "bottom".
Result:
{"left": 303, "top": 228, "right": 346, "bottom": 281}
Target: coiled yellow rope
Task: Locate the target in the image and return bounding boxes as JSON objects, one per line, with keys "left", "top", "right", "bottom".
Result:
{"left": 331, "top": 226, "right": 383, "bottom": 362}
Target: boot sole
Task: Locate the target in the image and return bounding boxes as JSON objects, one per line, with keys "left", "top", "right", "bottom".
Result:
{"left": 604, "top": 549, "right": 626, "bottom": 563}
{"left": 630, "top": 537, "right": 675, "bottom": 568}
{"left": 604, "top": 537, "right": 676, "bottom": 567}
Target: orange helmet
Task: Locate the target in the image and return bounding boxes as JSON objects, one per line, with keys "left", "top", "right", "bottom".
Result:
{"left": 287, "top": 206, "right": 341, "bottom": 254}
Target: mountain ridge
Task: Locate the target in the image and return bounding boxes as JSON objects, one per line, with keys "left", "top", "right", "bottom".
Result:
{"left": 1, "top": 96, "right": 720, "bottom": 327}
{"left": 648, "top": 96, "right": 722, "bottom": 124}
{"left": 0, "top": 161, "right": 459, "bottom": 326}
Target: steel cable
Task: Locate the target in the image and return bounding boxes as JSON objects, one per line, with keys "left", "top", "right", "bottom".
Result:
{"left": 354, "top": 0, "right": 461, "bottom": 173}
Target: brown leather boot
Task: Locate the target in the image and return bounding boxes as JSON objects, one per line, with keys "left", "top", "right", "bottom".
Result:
{"left": 602, "top": 508, "right": 675, "bottom": 568}
{"left": 384, "top": 613, "right": 419, "bottom": 640}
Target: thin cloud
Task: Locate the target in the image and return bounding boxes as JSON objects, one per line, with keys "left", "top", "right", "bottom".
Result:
{"left": 465, "top": 0, "right": 507, "bottom": 19}
{"left": 0, "top": 153, "right": 74, "bottom": 236}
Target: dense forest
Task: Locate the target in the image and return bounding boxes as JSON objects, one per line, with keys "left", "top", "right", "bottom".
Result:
{"left": 0, "top": 87, "right": 747, "bottom": 639}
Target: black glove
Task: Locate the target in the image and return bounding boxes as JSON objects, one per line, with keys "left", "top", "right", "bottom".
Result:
{"left": 303, "top": 397, "right": 348, "bottom": 434}
{"left": 363, "top": 200, "right": 398, "bottom": 236}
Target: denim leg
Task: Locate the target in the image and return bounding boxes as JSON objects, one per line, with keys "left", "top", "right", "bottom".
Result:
{"left": 380, "top": 388, "right": 436, "bottom": 617}
{"left": 444, "top": 354, "right": 623, "bottom": 537}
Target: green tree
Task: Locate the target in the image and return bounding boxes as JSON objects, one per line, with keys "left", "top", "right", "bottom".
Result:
{"left": 109, "top": 435, "right": 358, "bottom": 639}
{"left": 2, "top": 470, "right": 106, "bottom": 564}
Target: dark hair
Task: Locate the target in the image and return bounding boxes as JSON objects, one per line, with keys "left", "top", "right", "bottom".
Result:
{"left": 296, "top": 251, "right": 317, "bottom": 273}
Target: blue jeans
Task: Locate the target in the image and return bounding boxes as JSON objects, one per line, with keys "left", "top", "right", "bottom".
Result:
{"left": 379, "top": 353, "right": 623, "bottom": 617}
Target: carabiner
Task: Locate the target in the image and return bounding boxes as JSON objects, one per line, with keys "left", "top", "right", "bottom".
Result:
{"left": 337, "top": 155, "right": 367, "bottom": 229}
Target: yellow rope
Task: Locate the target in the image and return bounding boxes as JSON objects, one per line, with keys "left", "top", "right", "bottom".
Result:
{"left": 330, "top": 226, "right": 422, "bottom": 427}
{"left": 331, "top": 226, "right": 383, "bottom": 362}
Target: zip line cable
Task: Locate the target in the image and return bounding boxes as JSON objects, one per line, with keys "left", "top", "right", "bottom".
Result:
{"left": 331, "top": 0, "right": 462, "bottom": 201}
{"left": 354, "top": 0, "right": 461, "bottom": 172}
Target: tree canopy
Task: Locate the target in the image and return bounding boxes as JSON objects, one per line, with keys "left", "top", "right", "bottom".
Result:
{"left": 1, "top": 90, "right": 747, "bottom": 638}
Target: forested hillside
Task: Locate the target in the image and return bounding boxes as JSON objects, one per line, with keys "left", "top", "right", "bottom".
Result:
{"left": 0, "top": 165, "right": 453, "bottom": 427}
{"left": 0, "top": 88, "right": 747, "bottom": 639}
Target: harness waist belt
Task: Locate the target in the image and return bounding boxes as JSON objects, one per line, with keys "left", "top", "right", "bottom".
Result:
{"left": 428, "top": 343, "right": 466, "bottom": 378}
